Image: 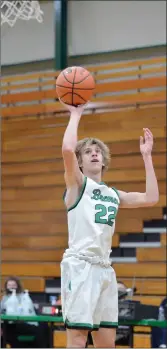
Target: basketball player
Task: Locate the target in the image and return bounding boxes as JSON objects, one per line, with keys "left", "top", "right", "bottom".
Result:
{"left": 61, "top": 103, "right": 159, "bottom": 348}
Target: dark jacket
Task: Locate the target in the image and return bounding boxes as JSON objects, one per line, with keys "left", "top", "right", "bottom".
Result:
{"left": 151, "top": 298, "right": 167, "bottom": 348}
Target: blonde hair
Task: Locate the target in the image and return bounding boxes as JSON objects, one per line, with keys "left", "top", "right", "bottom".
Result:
{"left": 75, "top": 138, "right": 111, "bottom": 172}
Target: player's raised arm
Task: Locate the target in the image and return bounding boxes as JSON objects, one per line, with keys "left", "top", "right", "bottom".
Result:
{"left": 61, "top": 103, "right": 85, "bottom": 188}
{"left": 118, "top": 128, "right": 159, "bottom": 208}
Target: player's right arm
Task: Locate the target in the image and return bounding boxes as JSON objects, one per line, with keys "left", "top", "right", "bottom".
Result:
{"left": 61, "top": 102, "right": 85, "bottom": 207}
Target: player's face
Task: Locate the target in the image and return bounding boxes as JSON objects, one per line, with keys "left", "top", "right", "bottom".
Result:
{"left": 81, "top": 144, "right": 104, "bottom": 174}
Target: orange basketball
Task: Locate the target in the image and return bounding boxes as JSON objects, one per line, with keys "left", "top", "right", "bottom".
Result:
{"left": 56, "top": 66, "right": 95, "bottom": 106}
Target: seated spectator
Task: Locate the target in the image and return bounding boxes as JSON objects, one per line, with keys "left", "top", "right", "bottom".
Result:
{"left": 1, "top": 276, "right": 49, "bottom": 348}
{"left": 151, "top": 297, "right": 167, "bottom": 348}
{"left": 117, "top": 281, "right": 127, "bottom": 292}
{"left": 117, "top": 281, "right": 127, "bottom": 298}
{"left": 1, "top": 276, "right": 31, "bottom": 313}
{"left": 56, "top": 294, "right": 61, "bottom": 305}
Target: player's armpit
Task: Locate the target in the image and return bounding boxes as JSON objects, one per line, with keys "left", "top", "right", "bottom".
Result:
{"left": 118, "top": 190, "right": 158, "bottom": 208}
{"left": 62, "top": 149, "right": 84, "bottom": 187}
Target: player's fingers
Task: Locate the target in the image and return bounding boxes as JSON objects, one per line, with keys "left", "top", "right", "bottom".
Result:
{"left": 143, "top": 129, "right": 147, "bottom": 141}
{"left": 143, "top": 128, "right": 150, "bottom": 141}
{"left": 59, "top": 99, "right": 68, "bottom": 107}
{"left": 83, "top": 101, "right": 90, "bottom": 107}
{"left": 78, "top": 102, "right": 89, "bottom": 108}
{"left": 144, "top": 128, "right": 153, "bottom": 138}
{"left": 140, "top": 136, "right": 144, "bottom": 145}
{"left": 146, "top": 128, "right": 153, "bottom": 139}
{"left": 146, "top": 131, "right": 153, "bottom": 143}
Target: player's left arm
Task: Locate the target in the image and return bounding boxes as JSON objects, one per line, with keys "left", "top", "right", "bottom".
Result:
{"left": 118, "top": 128, "right": 159, "bottom": 208}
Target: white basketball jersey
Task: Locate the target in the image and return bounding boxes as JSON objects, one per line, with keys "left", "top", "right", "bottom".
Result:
{"left": 64, "top": 176, "right": 120, "bottom": 260}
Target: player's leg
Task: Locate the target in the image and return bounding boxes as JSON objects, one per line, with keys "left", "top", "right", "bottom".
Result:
{"left": 92, "top": 266, "right": 118, "bottom": 348}
{"left": 92, "top": 327, "right": 116, "bottom": 348}
{"left": 61, "top": 258, "right": 102, "bottom": 347}
{"left": 66, "top": 328, "right": 88, "bottom": 348}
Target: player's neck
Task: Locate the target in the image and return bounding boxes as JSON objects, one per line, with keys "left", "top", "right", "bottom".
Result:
{"left": 83, "top": 171, "right": 102, "bottom": 184}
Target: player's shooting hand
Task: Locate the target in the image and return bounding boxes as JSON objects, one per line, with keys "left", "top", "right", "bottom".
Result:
{"left": 59, "top": 99, "right": 88, "bottom": 115}
{"left": 140, "top": 128, "right": 153, "bottom": 156}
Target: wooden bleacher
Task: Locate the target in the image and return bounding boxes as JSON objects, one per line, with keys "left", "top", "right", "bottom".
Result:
{"left": 1, "top": 55, "right": 166, "bottom": 348}
{"left": 1, "top": 277, "right": 45, "bottom": 292}
{"left": 2, "top": 246, "right": 166, "bottom": 264}
{"left": 1, "top": 56, "right": 166, "bottom": 116}
{"left": 53, "top": 331, "right": 151, "bottom": 348}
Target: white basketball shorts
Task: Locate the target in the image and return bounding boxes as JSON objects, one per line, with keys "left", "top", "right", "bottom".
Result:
{"left": 61, "top": 256, "right": 118, "bottom": 330}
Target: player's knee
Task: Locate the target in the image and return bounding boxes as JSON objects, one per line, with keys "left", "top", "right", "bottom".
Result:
{"left": 100, "top": 339, "right": 115, "bottom": 348}
{"left": 67, "top": 330, "right": 87, "bottom": 348}
{"left": 95, "top": 338, "right": 115, "bottom": 348}
{"left": 100, "top": 339, "right": 115, "bottom": 349}
{"left": 93, "top": 328, "right": 116, "bottom": 348}
{"left": 73, "top": 333, "right": 86, "bottom": 347}
{"left": 109, "top": 339, "right": 115, "bottom": 348}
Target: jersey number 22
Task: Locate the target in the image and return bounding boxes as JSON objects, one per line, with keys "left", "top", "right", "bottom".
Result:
{"left": 95, "top": 204, "right": 117, "bottom": 227}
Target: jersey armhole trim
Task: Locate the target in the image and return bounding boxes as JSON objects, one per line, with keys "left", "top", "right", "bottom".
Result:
{"left": 67, "top": 176, "right": 87, "bottom": 212}
{"left": 112, "top": 187, "right": 120, "bottom": 204}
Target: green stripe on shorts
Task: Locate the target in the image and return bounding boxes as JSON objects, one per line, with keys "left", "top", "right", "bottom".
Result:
{"left": 65, "top": 319, "right": 99, "bottom": 329}
{"left": 100, "top": 321, "right": 118, "bottom": 327}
